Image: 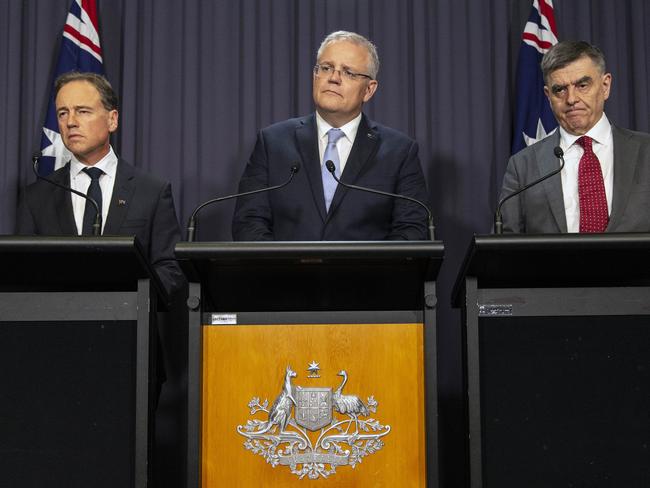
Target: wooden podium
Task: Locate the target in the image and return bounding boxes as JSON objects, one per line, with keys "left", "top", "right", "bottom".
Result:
{"left": 176, "top": 241, "right": 443, "bottom": 487}
{"left": 0, "top": 236, "right": 165, "bottom": 488}
{"left": 453, "top": 233, "right": 650, "bottom": 488}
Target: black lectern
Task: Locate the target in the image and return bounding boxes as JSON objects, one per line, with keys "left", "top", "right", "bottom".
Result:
{"left": 453, "top": 233, "right": 650, "bottom": 488}
{"left": 0, "top": 236, "right": 164, "bottom": 488}
{"left": 176, "top": 241, "right": 443, "bottom": 488}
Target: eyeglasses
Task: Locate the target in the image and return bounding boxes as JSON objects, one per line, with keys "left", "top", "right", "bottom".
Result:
{"left": 313, "top": 64, "right": 372, "bottom": 82}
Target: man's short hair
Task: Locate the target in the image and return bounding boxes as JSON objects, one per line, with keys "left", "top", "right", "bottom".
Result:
{"left": 541, "top": 40, "right": 607, "bottom": 84}
{"left": 54, "top": 71, "right": 119, "bottom": 111}
{"left": 317, "top": 31, "right": 380, "bottom": 80}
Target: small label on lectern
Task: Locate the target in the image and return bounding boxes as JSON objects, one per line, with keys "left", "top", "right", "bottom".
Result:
{"left": 211, "top": 313, "right": 237, "bottom": 325}
{"left": 478, "top": 304, "right": 513, "bottom": 316}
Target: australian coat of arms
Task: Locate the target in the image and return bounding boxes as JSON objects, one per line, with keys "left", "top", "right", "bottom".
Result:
{"left": 236, "top": 364, "right": 391, "bottom": 480}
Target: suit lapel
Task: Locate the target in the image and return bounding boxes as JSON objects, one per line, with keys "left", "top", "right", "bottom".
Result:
{"left": 55, "top": 164, "right": 78, "bottom": 234}
{"left": 103, "top": 160, "right": 136, "bottom": 235}
{"left": 328, "top": 114, "right": 379, "bottom": 216}
{"left": 537, "top": 131, "right": 568, "bottom": 232}
{"left": 608, "top": 126, "right": 638, "bottom": 230}
{"left": 295, "top": 114, "right": 328, "bottom": 222}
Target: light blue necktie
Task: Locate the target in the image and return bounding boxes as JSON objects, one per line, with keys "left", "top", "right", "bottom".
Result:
{"left": 322, "top": 128, "right": 345, "bottom": 211}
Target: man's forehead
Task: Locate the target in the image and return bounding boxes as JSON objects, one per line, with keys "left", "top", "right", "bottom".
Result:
{"left": 319, "top": 41, "right": 367, "bottom": 60}
{"left": 56, "top": 81, "right": 102, "bottom": 105}
{"left": 548, "top": 56, "right": 599, "bottom": 81}
{"left": 57, "top": 80, "right": 100, "bottom": 97}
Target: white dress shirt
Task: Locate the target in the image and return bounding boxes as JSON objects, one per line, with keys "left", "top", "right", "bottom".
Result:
{"left": 316, "top": 111, "right": 362, "bottom": 175}
{"left": 559, "top": 114, "right": 614, "bottom": 233}
{"left": 69, "top": 146, "right": 118, "bottom": 235}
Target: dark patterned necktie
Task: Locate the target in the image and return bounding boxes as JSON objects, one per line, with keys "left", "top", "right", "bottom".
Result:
{"left": 82, "top": 167, "right": 104, "bottom": 235}
{"left": 577, "top": 136, "right": 608, "bottom": 233}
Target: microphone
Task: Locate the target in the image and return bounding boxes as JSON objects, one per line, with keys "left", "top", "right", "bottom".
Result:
{"left": 32, "top": 152, "right": 102, "bottom": 236}
{"left": 325, "top": 160, "right": 436, "bottom": 241}
{"left": 186, "top": 162, "right": 301, "bottom": 242}
{"left": 494, "top": 146, "right": 565, "bottom": 234}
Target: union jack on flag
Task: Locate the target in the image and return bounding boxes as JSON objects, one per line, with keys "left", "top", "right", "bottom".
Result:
{"left": 511, "top": 0, "right": 559, "bottom": 154}
{"left": 39, "top": 0, "right": 104, "bottom": 175}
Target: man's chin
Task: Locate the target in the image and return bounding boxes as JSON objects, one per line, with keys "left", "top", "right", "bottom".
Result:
{"left": 64, "top": 139, "right": 84, "bottom": 150}
{"left": 561, "top": 119, "right": 590, "bottom": 136}
{"left": 317, "top": 102, "right": 342, "bottom": 114}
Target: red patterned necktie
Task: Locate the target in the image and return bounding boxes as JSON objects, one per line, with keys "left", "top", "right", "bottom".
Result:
{"left": 577, "top": 136, "right": 608, "bottom": 233}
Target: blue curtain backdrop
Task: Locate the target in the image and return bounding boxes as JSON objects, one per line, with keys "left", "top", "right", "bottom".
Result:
{"left": 1, "top": 1, "right": 649, "bottom": 486}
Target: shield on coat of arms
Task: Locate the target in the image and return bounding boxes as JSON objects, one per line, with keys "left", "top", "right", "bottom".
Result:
{"left": 294, "top": 387, "right": 332, "bottom": 431}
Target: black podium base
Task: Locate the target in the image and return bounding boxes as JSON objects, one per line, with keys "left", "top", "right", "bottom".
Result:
{"left": 0, "top": 321, "right": 136, "bottom": 488}
{"left": 479, "top": 315, "right": 650, "bottom": 487}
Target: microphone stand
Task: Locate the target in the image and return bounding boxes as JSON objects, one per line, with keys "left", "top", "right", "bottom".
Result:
{"left": 326, "top": 160, "right": 436, "bottom": 241}
{"left": 32, "top": 152, "right": 102, "bottom": 236}
{"left": 494, "top": 146, "right": 566, "bottom": 235}
{"left": 186, "top": 163, "right": 300, "bottom": 242}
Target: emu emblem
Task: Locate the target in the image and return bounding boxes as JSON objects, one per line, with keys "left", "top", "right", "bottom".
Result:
{"left": 237, "top": 365, "right": 391, "bottom": 480}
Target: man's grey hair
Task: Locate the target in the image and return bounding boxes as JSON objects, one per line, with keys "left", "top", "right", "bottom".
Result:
{"left": 54, "top": 71, "right": 119, "bottom": 111}
{"left": 316, "top": 31, "right": 380, "bottom": 79}
{"left": 541, "top": 40, "right": 607, "bottom": 84}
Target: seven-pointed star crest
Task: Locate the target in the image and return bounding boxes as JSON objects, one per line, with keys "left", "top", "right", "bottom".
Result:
{"left": 41, "top": 127, "right": 71, "bottom": 170}
{"left": 307, "top": 361, "right": 320, "bottom": 375}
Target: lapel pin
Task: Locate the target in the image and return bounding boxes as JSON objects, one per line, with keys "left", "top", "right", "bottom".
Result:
{"left": 118, "top": 199, "right": 126, "bottom": 206}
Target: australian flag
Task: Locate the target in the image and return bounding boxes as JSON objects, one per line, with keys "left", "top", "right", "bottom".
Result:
{"left": 39, "top": 0, "right": 104, "bottom": 175}
{"left": 511, "top": 0, "right": 559, "bottom": 154}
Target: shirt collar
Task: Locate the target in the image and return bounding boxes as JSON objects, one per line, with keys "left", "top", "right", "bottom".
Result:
{"left": 559, "top": 113, "right": 612, "bottom": 151}
{"left": 316, "top": 111, "right": 363, "bottom": 144}
{"left": 70, "top": 146, "right": 118, "bottom": 178}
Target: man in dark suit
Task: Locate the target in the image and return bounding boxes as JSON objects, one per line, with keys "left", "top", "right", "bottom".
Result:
{"left": 232, "top": 31, "right": 429, "bottom": 240}
{"left": 500, "top": 40, "right": 650, "bottom": 233}
{"left": 16, "top": 72, "right": 184, "bottom": 296}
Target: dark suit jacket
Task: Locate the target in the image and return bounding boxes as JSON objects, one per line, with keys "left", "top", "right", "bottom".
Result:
{"left": 232, "top": 113, "right": 429, "bottom": 240}
{"left": 500, "top": 125, "right": 650, "bottom": 233}
{"left": 16, "top": 159, "right": 185, "bottom": 296}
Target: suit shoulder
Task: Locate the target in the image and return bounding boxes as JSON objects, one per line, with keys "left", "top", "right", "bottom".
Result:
{"left": 510, "top": 142, "right": 537, "bottom": 162}
{"left": 24, "top": 165, "right": 69, "bottom": 193}
{"left": 118, "top": 160, "right": 170, "bottom": 189}
{"left": 260, "top": 115, "right": 312, "bottom": 136}
{"left": 613, "top": 125, "right": 650, "bottom": 144}
{"left": 366, "top": 121, "right": 419, "bottom": 154}
{"left": 370, "top": 120, "right": 416, "bottom": 144}
{"left": 510, "top": 134, "right": 559, "bottom": 162}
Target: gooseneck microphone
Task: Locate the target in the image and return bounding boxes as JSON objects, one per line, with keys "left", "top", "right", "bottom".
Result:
{"left": 32, "top": 151, "right": 102, "bottom": 236}
{"left": 494, "top": 146, "right": 566, "bottom": 234}
{"left": 325, "top": 160, "right": 436, "bottom": 241}
{"left": 186, "top": 163, "right": 301, "bottom": 242}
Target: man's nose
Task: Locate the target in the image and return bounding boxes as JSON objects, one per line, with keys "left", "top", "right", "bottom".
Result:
{"left": 566, "top": 85, "right": 578, "bottom": 105}
{"left": 327, "top": 69, "right": 342, "bottom": 83}
{"left": 66, "top": 112, "right": 79, "bottom": 126}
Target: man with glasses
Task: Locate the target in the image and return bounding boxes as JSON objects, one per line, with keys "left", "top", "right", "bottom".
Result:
{"left": 232, "top": 31, "right": 429, "bottom": 240}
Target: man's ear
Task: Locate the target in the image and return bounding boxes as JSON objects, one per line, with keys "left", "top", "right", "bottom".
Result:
{"left": 363, "top": 80, "right": 378, "bottom": 103}
{"left": 108, "top": 110, "right": 119, "bottom": 133}
{"left": 601, "top": 73, "right": 612, "bottom": 101}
